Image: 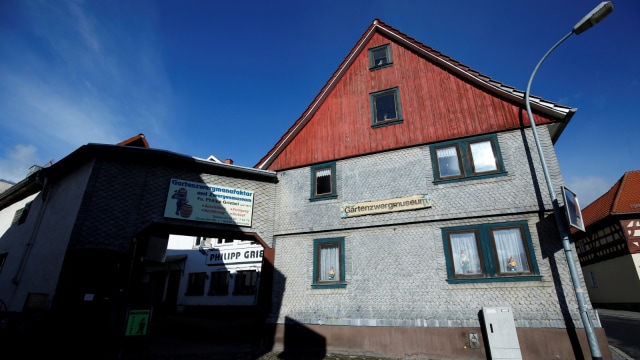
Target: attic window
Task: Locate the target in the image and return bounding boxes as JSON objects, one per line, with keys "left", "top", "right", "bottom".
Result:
{"left": 370, "top": 88, "right": 402, "bottom": 127}
{"left": 369, "top": 45, "right": 392, "bottom": 70}
{"left": 11, "top": 201, "right": 32, "bottom": 226}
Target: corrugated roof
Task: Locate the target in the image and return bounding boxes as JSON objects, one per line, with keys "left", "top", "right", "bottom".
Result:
{"left": 581, "top": 170, "right": 640, "bottom": 228}
{"left": 255, "top": 19, "right": 576, "bottom": 170}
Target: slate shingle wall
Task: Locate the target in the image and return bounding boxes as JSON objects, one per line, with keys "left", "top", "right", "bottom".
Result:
{"left": 270, "top": 128, "right": 591, "bottom": 329}
{"left": 70, "top": 160, "right": 277, "bottom": 252}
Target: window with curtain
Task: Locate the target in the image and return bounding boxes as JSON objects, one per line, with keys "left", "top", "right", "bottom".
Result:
{"left": 436, "top": 146, "right": 462, "bottom": 178}
{"left": 449, "top": 231, "right": 483, "bottom": 276}
{"left": 442, "top": 222, "right": 539, "bottom": 283}
{"left": 491, "top": 228, "right": 530, "bottom": 274}
{"left": 310, "top": 162, "right": 337, "bottom": 200}
{"left": 315, "top": 168, "right": 332, "bottom": 196}
{"left": 313, "top": 237, "right": 346, "bottom": 288}
{"left": 431, "top": 135, "right": 505, "bottom": 182}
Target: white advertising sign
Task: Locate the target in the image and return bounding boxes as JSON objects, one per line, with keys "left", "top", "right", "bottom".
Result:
{"left": 164, "top": 178, "right": 254, "bottom": 227}
{"left": 205, "top": 245, "right": 264, "bottom": 265}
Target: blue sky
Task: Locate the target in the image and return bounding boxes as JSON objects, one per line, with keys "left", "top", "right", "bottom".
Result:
{"left": 0, "top": 0, "right": 638, "bottom": 207}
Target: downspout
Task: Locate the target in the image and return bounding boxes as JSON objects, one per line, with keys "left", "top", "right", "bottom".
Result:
{"left": 11, "top": 172, "right": 49, "bottom": 287}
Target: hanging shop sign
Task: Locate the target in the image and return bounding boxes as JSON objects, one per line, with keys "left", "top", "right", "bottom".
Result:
{"left": 164, "top": 178, "right": 254, "bottom": 227}
{"left": 205, "top": 245, "right": 264, "bottom": 265}
{"left": 340, "top": 194, "right": 432, "bottom": 218}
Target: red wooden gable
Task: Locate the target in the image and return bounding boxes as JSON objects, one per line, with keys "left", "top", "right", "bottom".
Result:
{"left": 256, "top": 20, "right": 575, "bottom": 171}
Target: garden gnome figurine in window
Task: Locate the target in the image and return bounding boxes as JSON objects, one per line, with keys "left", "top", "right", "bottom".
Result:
{"left": 507, "top": 256, "right": 517, "bottom": 271}
{"left": 328, "top": 266, "right": 335, "bottom": 280}
{"left": 460, "top": 249, "right": 470, "bottom": 273}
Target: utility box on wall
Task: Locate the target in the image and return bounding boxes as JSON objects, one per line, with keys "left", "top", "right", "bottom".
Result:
{"left": 482, "top": 306, "right": 522, "bottom": 360}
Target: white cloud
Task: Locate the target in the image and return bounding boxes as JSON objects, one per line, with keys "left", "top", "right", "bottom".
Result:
{"left": 0, "top": 0, "right": 175, "bottom": 182}
{"left": 0, "top": 144, "right": 42, "bottom": 183}
{"left": 564, "top": 175, "right": 612, "bottom": 209}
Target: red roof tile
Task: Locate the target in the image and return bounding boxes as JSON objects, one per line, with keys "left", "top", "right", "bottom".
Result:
{"left": 581, "top": 170, "right": 640, "bottom": 228}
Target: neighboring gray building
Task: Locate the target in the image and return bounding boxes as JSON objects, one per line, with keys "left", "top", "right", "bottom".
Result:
{"left": 0, "top": 179, "right": 15, "bottom": 194}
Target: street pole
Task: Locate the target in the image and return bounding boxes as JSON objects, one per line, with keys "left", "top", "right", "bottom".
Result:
{"left": 524, "top": 2, "right": 613, "bottom": 360}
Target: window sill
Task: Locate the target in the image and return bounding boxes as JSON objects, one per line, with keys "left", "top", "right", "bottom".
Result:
{"left": 369, "top": 63, "right": 393, "bottom": 71}
{"left": 446, "top": 275, "right": 541, "bottom": 284}
{"left": 372, "top": 119, "right": 403, "bottom": 129}
{"left": 310, "top": 195, "right": 338, "bottom": 202}
{"left": 312, "top": 283, "right": 347, "bottom": 289}
{"left": 434, "top": 171, "right": 507, "bottom": 184}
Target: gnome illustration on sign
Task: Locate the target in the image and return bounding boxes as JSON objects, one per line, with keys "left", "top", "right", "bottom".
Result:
{"left": 171, "top": 187, "right": 189, "bottom": 216}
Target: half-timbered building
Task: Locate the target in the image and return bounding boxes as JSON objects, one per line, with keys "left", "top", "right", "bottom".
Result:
{"left": 574, "top": 170, "right": 640, "bottom": 311}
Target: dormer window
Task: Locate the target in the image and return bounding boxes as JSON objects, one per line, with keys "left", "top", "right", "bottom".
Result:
{"left": 369, "top": 44, "right": 392, "bottom": 70}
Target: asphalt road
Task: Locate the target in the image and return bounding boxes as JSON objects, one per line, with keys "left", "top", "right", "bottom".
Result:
{"left": 598, "top": 309, "right": 640, "bottom": 360}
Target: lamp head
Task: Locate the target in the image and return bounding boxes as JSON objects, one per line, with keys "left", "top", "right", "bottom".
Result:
{"left": 573, "top": 1, "right": 614, "bottom": 35}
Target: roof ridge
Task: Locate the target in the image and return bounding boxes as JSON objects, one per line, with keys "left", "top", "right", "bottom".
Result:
{"left": 612, "top": 170, "right": 640, "bottom": 214}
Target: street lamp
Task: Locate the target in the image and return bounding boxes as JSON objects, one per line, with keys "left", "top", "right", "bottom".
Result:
{"left": 524, "top": 2, "right": 614, "bottom": 360}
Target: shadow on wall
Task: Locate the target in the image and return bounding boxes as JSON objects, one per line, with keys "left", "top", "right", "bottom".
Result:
{"left": 279, "top": 316, "right": 327, "bottom": 360}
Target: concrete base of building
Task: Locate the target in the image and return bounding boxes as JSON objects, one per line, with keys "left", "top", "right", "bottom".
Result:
{"left": 271, "top": 323, "right": 613, "bottom": 359}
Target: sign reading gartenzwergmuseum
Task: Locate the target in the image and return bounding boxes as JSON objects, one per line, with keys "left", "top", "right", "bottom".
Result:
{"left": 340, "top": 194, "right": 432, "bottom": 218}
{"left": 164, "top": 178, "right": 254, "bottom": 227}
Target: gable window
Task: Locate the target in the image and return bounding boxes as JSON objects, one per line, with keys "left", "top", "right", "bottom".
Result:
{"left": 310, "top": 162, "right": 337, "bottom": 201}
{"left": 431, "top": 134, "right": 505, "bottom": 182}
{"left": 185, "top": 272, "right": 207, "bottom": 296}
{"left": 442, "top": 222, "right": 540, "bottom": 283}
{"left": 312, "top": 237, "right": 346, "bottom": 289}
{"left": 233, "top": 270, "right": 259, "bottom": 295}
{"left": 11, "top": 201, "right": 32, "bottom": 226}
{"left": 370, "top": 88, "right": 402, "bottom": 127}
{"left": 369, "top": 44, "right": 392, "bottom": 70}
{"left": 208, "top": 271, "right": 229, "bottom": 295}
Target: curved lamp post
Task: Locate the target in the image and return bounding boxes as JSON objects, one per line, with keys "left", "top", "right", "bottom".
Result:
{"left": 524, "top": 2, "right": 614, "bottom": 359}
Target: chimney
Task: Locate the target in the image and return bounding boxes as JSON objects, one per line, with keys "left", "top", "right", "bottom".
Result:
{"left": 224, "top": 159, "right": 233, "bottom": 165}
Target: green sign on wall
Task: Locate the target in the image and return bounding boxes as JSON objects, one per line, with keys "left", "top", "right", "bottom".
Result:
{"left": 125, "top": 309, "right": 150, "bottom": 336}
